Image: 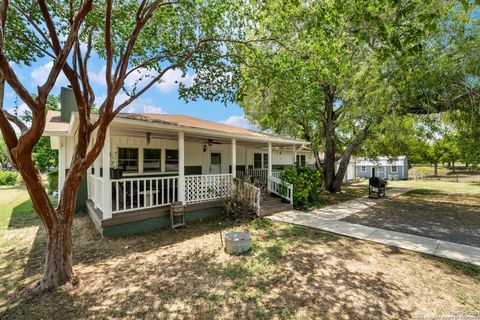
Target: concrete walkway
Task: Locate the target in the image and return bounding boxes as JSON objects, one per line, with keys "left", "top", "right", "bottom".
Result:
{"left": 267, "top": 188, "right": 480, "bottom": 266}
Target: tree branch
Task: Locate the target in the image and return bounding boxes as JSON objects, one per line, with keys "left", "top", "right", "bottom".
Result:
{"left": 407, "top": 86, "right": 480, "bottom": 114}
{"left": 2, "top": 109, "right": 27, "bottom": 133}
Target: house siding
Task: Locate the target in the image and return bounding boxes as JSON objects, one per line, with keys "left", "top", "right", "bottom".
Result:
{"left": 355, "top": 159, "right": 408, "bottom": 180}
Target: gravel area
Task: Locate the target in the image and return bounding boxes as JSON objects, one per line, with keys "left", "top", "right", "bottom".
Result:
{"left": 340, "top": 190, "right": 480, "bottom": 247}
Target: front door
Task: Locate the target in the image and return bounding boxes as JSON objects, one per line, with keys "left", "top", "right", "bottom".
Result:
{"left": 371, "top": 167, "right": 376, "bottom": 178}
{"left": 209, "top": 152, "right": 222, "bottom": 174}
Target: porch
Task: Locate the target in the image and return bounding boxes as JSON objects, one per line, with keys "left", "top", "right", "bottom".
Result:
{"left": 82, "top": 125, "right": 300, "bottom": 228}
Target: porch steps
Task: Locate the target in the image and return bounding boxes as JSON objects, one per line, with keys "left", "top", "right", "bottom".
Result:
{"left": 260, "top": 194, "right": 292, "bottom": 217}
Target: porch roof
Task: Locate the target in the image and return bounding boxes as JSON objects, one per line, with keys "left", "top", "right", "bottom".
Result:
{"left": 45, "top": 111, "right": 309, "bottom": 145}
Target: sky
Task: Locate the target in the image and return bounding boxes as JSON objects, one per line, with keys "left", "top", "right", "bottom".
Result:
{"left": 4, "top": 53, "right": 255, "bottom": 130}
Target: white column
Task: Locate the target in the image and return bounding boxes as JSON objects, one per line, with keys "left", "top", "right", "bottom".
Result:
{"left": 102, "top": 127, "right": 112, "bottom": 219}
{"left": 292, "top": 145, "right": 297, "bottom": 166}
{"left": 92, "top": 140, "right": 101, "bottom": 209}
{"left": 161, "top": 148, "right": 166, "bottom": 172}
{"left": 178, "top": 132, "right": 185, "bottom": 204}
{"left": 58, "top": 137, "right": 66, "bottom": 199}
{"left": 268, "top": 141, "right": 272, "bottom": 177}
{"left": 231, "top": 138, "right": 236, "bottom": 178}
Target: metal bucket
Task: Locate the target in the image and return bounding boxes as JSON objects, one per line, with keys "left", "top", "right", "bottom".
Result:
{"left": 224, "top": 231, "right": 252, "bottom": 254}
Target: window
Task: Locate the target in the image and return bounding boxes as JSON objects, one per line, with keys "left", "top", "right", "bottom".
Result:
{"left": 165, "top": 149, "right": 179, "bottom": 172}
{"left": 391, "top": 165, "right": 398, "bottom": 173}
{"left": 361, "top": 165, "right": 366, "bottom": 172}
{"left": 118, "top": 148, "right": 139, "bottom": 173}
{"left": 211, "top": 152, "right": 221, "bottom": 165}
{"left": 296, "top": 154, "right": 306, "bottom": 167}
{"left": 263, "top": 153, "right": 269, "bottom": 169}
{"left": 143, "top": 149, "right": 161, "bottom": 172}
{"left": 254, "top": 153, "right": 262, "bottom": 169}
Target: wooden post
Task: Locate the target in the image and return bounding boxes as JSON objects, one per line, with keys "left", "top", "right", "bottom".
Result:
{"left": 102, "top": 127, "right": 112, "bottom": 219}
{"left": 178, "top": 132, "right": 185, "bottom": 204}
{"left": 231, "top": 138, "right": 236, "bottom": 178}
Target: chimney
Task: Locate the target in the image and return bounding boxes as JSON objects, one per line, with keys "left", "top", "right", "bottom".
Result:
{"left": 60, "top": 86, "right": 77, "bottom": 122}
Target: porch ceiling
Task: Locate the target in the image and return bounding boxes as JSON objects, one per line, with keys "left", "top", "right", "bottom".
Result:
{"left": 110, "top": 125, "right": 304, "bottom": 148}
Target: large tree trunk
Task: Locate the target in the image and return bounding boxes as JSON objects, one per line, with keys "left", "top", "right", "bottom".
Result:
{"left": 325, "top": 117, "right": 374, "bottom": 193}
{"left": 17, "top": 153, "right": 85, "bottom": 291}
{"left": 36, "top": 221, "right": 75, "bottom": 291}
{"left": 323, "top": 124, "right": 336, "bottom": 192}
{"left": 434, "top": 162, "right": 438, "bottom": 176}
{"left": 321, "top": 84, "right": 337, "bottom": 192}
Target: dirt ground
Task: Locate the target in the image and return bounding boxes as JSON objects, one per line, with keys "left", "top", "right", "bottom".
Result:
{"left": 341, "top": 189, "right": 480, "bottom": 247}
{"left": 1, "top": 184, "right": 479, "bottom": 319}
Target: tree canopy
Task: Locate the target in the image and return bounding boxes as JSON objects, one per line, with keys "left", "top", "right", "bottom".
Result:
{"left": 235, "top": 0, "right": 480, "bottom": 191}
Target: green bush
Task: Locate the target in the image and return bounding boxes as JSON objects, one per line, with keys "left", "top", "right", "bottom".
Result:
{"left": 47, "top": 169, "right": 59, "bottom": 195}
{"left": 282, "top": 166, "right": 323, "bottom": 209}
{"left": 0, "top": 170, "right": 18, "bottom": 186}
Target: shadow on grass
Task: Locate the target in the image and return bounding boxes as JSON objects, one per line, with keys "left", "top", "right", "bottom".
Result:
{"left": 1, "top": 216, "right": 415, "bottom": 320}
{"left": 405, "top": 188, "right": 441, "bottom": 196}
{"left": 7, "top": 195, "right": 57, "bottom": 230}
{"left": 7, "top": 199, "right": 41, "bottom": 229}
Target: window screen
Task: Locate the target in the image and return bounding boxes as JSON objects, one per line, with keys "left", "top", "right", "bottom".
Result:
{"left": 118, "top": 148, "right": 139, "bottom": 173}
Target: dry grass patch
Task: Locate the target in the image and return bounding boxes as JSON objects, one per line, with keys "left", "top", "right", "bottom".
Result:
{"left": 1, "top": 184, "right": 480, "bottom": 319}
{"left": 1, "top": 213, "right": 479, "bottom": 319}
{"left": 321, "top": 183, "right": 368, "bottom": 206}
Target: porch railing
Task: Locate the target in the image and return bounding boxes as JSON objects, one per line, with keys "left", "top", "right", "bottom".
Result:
{"left": 237, "top": 168, "right": 283, "bottom": 186}
{"left": 87, "top": 174, "right": 104, "bottom": 211}
{"left": 185, "top": 173, "right": 233, "bottom": 204}
{"left": 111, "top": 176, "right": 179, "bottom": 213}
{"left": 267, "top": 175, "right": 293, "bottom": 204}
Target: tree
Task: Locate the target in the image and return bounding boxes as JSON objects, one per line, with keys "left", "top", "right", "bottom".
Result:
{"left": 237, "top": 0, "right": 480, "bottom": 192}
{"left": 0, "top": 0, "right": 256, "bottom": 291}
{"left": 0, "top": 136, "right": 9, "bottom": 169}
{"left": 237, "top": 0, "right": 439, "bottom": 192}
{"left": 19, "top": 95, "right": 60, "bottom": 173}
{"left": 33, "top": 137, "right": 58, "bottom": 173}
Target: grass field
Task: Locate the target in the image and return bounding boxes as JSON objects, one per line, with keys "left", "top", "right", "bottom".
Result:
{"left": 1, "top": 183, "right": 479, "bottom": 319}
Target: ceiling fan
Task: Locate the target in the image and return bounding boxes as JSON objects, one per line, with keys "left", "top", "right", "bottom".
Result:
{"left": 202, "top": 139, "right": 222, "bottom": 146}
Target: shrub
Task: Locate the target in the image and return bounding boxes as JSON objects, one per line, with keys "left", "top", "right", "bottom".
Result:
{"left": 224, "top": 178, "right": 259, "bottom": 219}
{"left": 47, "top": 169, "right": 59, "bottom": 195}
{"left": 282, "top": 166, "right": 323, "bottom": 209}
{"left": 0, "top": 170, "right": 18, "bottom": 186}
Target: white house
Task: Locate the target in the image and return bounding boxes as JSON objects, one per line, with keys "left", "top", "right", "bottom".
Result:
{"left": 44, "top": 87, "right": 314, "bottom": 236}
{"left": 356, "top": 156, "right": 409, "bottom": 180}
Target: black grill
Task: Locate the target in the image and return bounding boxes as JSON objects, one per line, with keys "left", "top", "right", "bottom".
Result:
{"left": 369, "top": 177, "right": 386, "bottom": 198}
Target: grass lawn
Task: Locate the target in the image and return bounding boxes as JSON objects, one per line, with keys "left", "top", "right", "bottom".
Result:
{"left": 1, "top": 183, "right": 479, "bottom": 319}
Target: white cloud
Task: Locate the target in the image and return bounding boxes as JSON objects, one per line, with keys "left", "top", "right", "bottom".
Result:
{"left": 30, "top": 61, "right": 68, "bottom": 87}
{"left": 221, "top": 115, "right": 257, "bottom": 130}
{"left": 94, "top": 92, "right": 165, "bottom": 115}
{"left": 123, "top": 67, "right": 195, "bottom": 94}
{"left": 89, "top": 65, "right": 107, "bottom": 86}
{"left": 156, "top": 68, "right": 195, "bottom": 93}
{"left": 5, "top": 103, "right": 31, "bottom": 133}
{"left": 125, "top": 104, "right": 165, "bottom": 114}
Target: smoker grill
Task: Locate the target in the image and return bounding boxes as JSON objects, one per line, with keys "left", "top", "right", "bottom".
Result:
{"left": 369, "top": 177, "right": 387, "bottom": 198}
